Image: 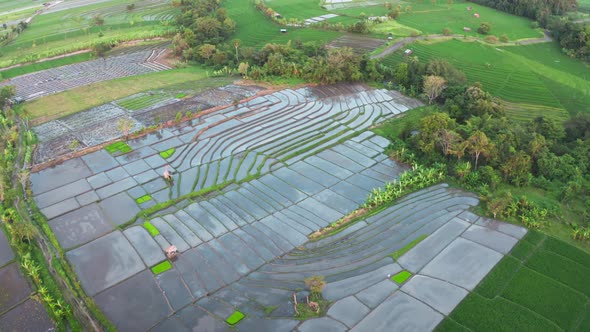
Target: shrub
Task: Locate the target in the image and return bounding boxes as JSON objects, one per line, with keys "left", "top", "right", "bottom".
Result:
{"left": 530, "top": 21, "right": 539, "bottom": 29}
{"left": 442, "top": 28, "right": 452, "bottom": 36}
{"left": 304, "top": 275, "right": 326, "bottom": 294}
{"left": 364, "top": 164, "right": 446, "bottom": 208}
{"left": 175, "top": 111, "right": 182, "bottom": 123}
{"left": 485, "top": 35, "right": 499, "bottom": 44}
{"left": 500, "top": 34, "right": 509, "bottom": 42}
{"left": 478, "top": 22, "right": 491, "bottom": 35}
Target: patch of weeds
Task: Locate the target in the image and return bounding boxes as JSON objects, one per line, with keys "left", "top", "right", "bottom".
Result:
{"left": 294, "top": 292, "right": 330, "bottom": 320}
{"left": 151, "top": 261, "right": 172, "bottom": 275}
{"left": 263, "top": 305, "right": 278, "bottom": 315}
{"left": 175, "top": 93, "right": 187, "bottom": 98}
{"left": 389, "top": 234, "right": 428, "bottom": 260}
{"left": 143, "top": 221, "right": 159, "bottom": 237}
{"left": 226, "top": 310, "right": 245, "bottom": 325}
{"left": 159, "top": 148, "right": 176, "bottom": 159}
{"left": 135, "top": 195, "right": 152, "bottom": 204}
{"left": 391, "top": 270, "right": 412, "bottom": 284}
{"left": 105, "top": 141, "right": 132, "bottom": 155}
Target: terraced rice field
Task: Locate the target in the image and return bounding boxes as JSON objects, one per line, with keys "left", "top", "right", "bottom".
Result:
{"left": 0, "top": 0, "right": 176, "bottom": 67}
{"left": 439, "top": 231, "right": 590, "bottom": 331}
{"left": 381, "top": 39, "right": 590, "bottom": 121}
{"left": 29, "top": 84, "right": 429, "bottom": 330}
{"left": 225, "top": 0, "right": 341, "bottom": 48}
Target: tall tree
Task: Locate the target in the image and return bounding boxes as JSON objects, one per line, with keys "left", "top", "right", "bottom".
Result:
{"left": 423, "top": 75, "right": 446, "bottom": 104}
{"left": 463, "top": 130, "right": 493, "bottom": 169}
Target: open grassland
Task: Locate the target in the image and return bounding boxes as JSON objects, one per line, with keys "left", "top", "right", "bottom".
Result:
{"left": 225, "top": 0, "right": 341, "bottom": 48}
{"left": 0, "top": 0, "right": 176, "bottom": 68}
{"left": 25, "top": 67, "right": 232, "bottom": 124}
{"left": 381, "top": 40, "right": 590, "bottom": 122}
{"left": 0, "top": 0, "right": 43, "bottom": 15}
{"left": 437, "top": 231, "right": 590, "bottom": 331}
{"left": 395, "top": 0, "right": 542, "bottom": 40}
{"left": 261, "top": 0, "right": 358, "bottom": 24}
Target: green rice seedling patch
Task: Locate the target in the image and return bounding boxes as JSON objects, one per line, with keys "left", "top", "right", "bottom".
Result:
{"left": 104, "top": 141, "right": 132, "bottom": 155}
{"left": 391, "top": 270, "right": 412, "bottom": 284}
{"left": 522, "top": 230, "right": 546, "bottom": 246}
{"left": 226, "top": 311, "right": 245, "bottom": 325}
{"left": 475, "top": 255, "right": 521, "bottom": 299}
{"left": 151, "top": 261, "right": 172, "bottom": 275}
{"left": 440, "top": 232, "right": 590, "bottom": 330}
{"left": 509, "top": 238, "right": 536, "bottom": 261}
{"left": 117, "top": 92, "right": 171, "bottom": 111}
{"left": 135, "top": 195, "right": 152, "bottom": 204}
{"left": 501, "top": 267, "right": 586, "bottom": 330}
{"left": 159, "top": 148, "right": 176, "bottom": 159}
{"left": 389, "top": 234, "right": 427, "bottom": 260}
{"left": 525, "top": 249, "right": 590, "bottom": 296}
{"left": 434, "top": 318, "right": 471, "bottom": 332}
{"left": 543, "top": 237, "right": 590, "bottom": 268}
{"left": 143, "top": 221, "right": 159, "bottom": 237}
{"left": 175, "top": 93, "right": 187, "bottom": 99}
{"left": 443, "top": 293, "right": 560, "bottom": 332}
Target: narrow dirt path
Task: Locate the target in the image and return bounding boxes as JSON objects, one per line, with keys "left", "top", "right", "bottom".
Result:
{"left": 370, "top": 31, "right": 554, "bottom": 59}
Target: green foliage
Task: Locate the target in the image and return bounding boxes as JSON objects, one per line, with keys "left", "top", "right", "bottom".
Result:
{"left": 389, "top": 234, "right": 427, "bottom": 260}
{"left": 151, "top": 260, "right": 172, "bottom": 274}
{"left": 364, "top": 164, "right": 446, "bottom": 208}
{"left": 391, "top": 270, "right": 412, "bottom": 284}
{"left": 294, "top": 292, "right": 330, "bottom": 320}
{"left": 477, "top": 22, "right": 491, "bottom": 35}
{"left": 159, "top": 148, "right": 176, "bottom": 159}
{"left": 117, "top": 92, "right": 171, "bottom": 111}
{"left": 226, "top": 310, "right": 245, "bottom": 325}
{"left": 143, "top": 221, "right": 160, "bottom": 237}
{"left": 104, "top": 141, "right": 132, "bottom": 155}
{"left": 135, "top": 195, "right": 152, "bottom": 204}
{"left": 304, "top": 275, "right": 326, "bottom": 294}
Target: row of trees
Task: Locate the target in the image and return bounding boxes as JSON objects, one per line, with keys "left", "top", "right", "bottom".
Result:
{"left": 467, "top": 0, "right": 576, "bottom": 25}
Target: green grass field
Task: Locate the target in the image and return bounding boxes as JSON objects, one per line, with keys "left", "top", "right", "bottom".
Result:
{"left": 437, "top": 231, "right": 590, "bottom": 331}
{"left": 0, "top": 52, "right": 95, "bottom": 79}
{"left": 0, "top": 0, "right": 176, "bottom": 68}
{"left": 225, "top": 0, "right": 341, "bottom": 48}
{"left": 395, "top": 0, "right": 542, "bottom": 40}
{"left": 26, "top": 67, "right": 232, "bottom": 124}
{"left": 381, "top": 39, "right": 590, "bottom": 122}
{"left": 116, "top": 92, "right": 171, "bottom": 111}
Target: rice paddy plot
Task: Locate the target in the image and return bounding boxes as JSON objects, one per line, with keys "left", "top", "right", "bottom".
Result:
{"left": 116, "top": 92, "right": 174, "bottom": 111}
{"left": 438, "top": 231, "right": 590, "bottom": 331}
{"left": 381, "top": 39, "right": 590, "bottom": 121}
{"left": 225, "top": 0, "right": 341, "bottom": 48}
{"left": 0, "top": 0, "right": 175, "bottom": 67}
{"left": 395, "top": 0, "right": 542, "bottom": 41}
